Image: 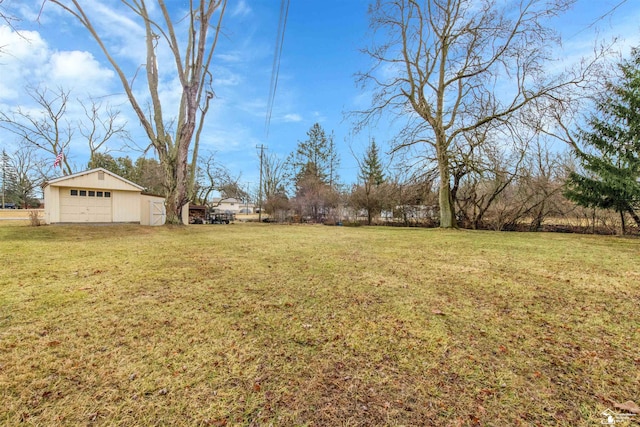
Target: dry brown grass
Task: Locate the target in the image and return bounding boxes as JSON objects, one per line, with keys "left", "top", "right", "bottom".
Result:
{"left": 0, "top": 222, "right": 638, "bottom": 426}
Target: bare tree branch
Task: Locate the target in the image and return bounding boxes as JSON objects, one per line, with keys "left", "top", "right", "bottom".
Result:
{"left": 0, "top": 85, "right": 74, "bottom": 175}
{"left": 351, "top": 0, "right": 608, "bottom": 228}
{"left": 45, "top": 0, "right": 228, "bottom": 224}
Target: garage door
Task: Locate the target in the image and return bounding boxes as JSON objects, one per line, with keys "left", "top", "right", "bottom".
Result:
{"left": 60, "top": 188, "right": 112, "bottom": 222}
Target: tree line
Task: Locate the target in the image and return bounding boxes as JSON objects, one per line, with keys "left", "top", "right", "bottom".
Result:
{"left": 1, "top": 1, "right": 638, "bottom": 233}
{"left": 255, "top": 97, "right": 638, "bottom": 235}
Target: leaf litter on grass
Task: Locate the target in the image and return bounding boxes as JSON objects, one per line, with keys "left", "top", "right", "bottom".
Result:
{"left": 0, "top": 224, "right": 638, "bottom": 426}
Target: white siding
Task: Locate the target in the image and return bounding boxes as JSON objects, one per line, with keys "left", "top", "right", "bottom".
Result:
{"left": 59, "top": 188, "right": 112, "bottom": 222}
{"left": 43, "top": 169, "right": 154, "bottom": 224}
{"left": 49, "top": 170, "right": 142, "bottom": 192}
{"left": 43, "top": 185, "right": 59, "bottom": 224}
{"left": 140, "top": 195, "right": 166, "bottom": 226}
{"left": 113, "top": 191, "right": 140, "bottom": 222}
{"left": 182, "top": 203, "right": 189, "bottom": 225}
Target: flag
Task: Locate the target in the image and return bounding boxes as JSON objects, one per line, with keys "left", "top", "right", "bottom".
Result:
{"left": 53, "top": 152, "right": 63, "bottom": 168}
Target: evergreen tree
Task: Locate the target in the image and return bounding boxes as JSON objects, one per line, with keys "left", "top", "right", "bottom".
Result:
{"left": 352, "top": 138, "right": 389, "bottom": 225}
{"left": 2, "top": 146, "right": 42, "bottom": 208}
{"left": 358, "top": 138, "right": 385, "bottom": 186}
{"left": 1, "top": 150, "right": 16, "bottom": 207}
{"left": 565, "top": 48, "right": 640, "bottom": 233}
{"left": 327, "top": 134, "right": 340, "bottom": 187}
{"left": 289, "top": 123, "right": 334, "bottom": 186}
{"left": 288, "top": 123, "right": 341, "bottom": 221}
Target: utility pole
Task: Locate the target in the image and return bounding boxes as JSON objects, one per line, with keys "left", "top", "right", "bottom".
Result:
{"left": 1, "top": 149, "right": 6, "bottom": 210}
{"left": 257, "top": 144, "right": 267, "bottom": 222}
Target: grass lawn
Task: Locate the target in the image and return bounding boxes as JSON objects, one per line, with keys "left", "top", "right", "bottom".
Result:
{"left": 0, "top": 223, "right": 638, "bottom": 426}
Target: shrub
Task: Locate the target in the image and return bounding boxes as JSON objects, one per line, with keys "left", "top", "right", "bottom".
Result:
{"left": 29, "top": 210, "right": 42, "bottom": 226}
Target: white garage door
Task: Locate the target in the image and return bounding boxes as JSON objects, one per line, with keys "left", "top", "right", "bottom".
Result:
{"left": 60, "top": 188, "right": 112, "bottom": 222}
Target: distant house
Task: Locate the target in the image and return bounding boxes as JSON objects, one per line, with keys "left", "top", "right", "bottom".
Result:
{"left": 42, "top": 168, "right": 166, "bottom": 226}
{"left": 211, "top": 197, "right": 255, "bottom": 214}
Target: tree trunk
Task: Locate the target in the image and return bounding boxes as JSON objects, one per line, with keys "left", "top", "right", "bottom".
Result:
{"left": 48, "top": 1, "right": 227, "bottom": 227}
{"left": 627, "top": 207, "right": 640, "bottom": 229}
{"left": 165, "top": 193, "right": 183, "bottom": 225}
{"left": 436, "top": 146, "right": 456, "bottom": 228}
{"left": 530, "top": 201, "right": 545, "bottom": 232}
{"left": 472, "top": 215, "right": 480, "bottom": 230}
{"left": 162, "top": 156, "right": 179, "bottom": 225}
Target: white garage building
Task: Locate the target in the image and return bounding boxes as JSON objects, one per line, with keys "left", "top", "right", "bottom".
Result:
{"left": 43, "top": 168, "right": 166, "bottom": 226}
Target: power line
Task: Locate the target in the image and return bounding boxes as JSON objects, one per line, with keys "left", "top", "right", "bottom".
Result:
{"left": 566, "top": 0, "right": 629, "bottom": 40}
{"left": 264, "top": 0, "right": 290, "bottom": 137}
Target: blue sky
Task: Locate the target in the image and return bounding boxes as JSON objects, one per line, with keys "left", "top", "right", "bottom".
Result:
{"left": 1, "top": 0, "right": 639, "bottom": 192}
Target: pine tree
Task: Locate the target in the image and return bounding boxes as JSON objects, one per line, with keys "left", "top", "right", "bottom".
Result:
{"left": 288, "top": 123, "right": 341, "bottom": 221}
{"left": 565, "top": 48, "right": 640, "bottom": 233}
{"left": 358, "top": 138, "right": 385, "bottom": 186}
{"left": 352, "top": 138, "right": 388, "bottom": 225}
{"left": 290, "top": 123, "right": 335, "bottom": 186}
{"left": 1, "top": 150, "right": 17, "bottom": 207}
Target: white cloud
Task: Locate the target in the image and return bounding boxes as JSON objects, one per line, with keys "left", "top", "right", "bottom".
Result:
{"left": 0, "top": 26, "right": 48, "bottom": 60}
{"left": 90, "top": 1, "right": 145, "bottom": 41}
{"left": 0, "top": 25, "right": 116, "bottom": 99}
{"left": 3, "top": 0, "right": 45, "bottom": 23}
{"left": 217, "top": 52, "right": 244, "bottom": 63}
{"left": 552, "top": 2, "right": 640, "bottom": 67}
{"left": 48, "top": 50, "right": 115, "bottom": 91}
{"left": 282, "top": 113, "right": 302, "bottom": 122}
{"left": 312, "top": 111, "right": 327, "bottom": 122}
{"left": 231, "top": 98, "right": 267, "bottom": 118}
{"left": 0, "top": 24, "right": 129, "bottom": 163}
{"left": 232, "top": 0, "right": 252, "bottom": 18}
{"left": 203, "top": 126, "right": 260, "bottom": 154}
{"left": 213, "top": 66, "right": 242, "bottom": 87}
{"left": 0, "top": 26, "right": 50, "bottom": 100}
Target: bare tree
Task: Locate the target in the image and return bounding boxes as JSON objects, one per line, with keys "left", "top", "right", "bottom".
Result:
{"left": 455, "top": 142, "right": 527, "bottom": 229}
{"left": 262, "top": 153, "right": 288, "bottom": 203}
{"left": 292, "top": 172, "right": 333, "bottom": 222}
{"left": 257, "top": 153, "right": 289, "bottom": 219}
{"left": 78, "top": 98, "right": 130, "bottom": 164}
{"left": 194, "top": 151, "right": 244, "bottom": 207}
{"left": 452, "top": 117, "right": 532, "bottom": 229}
{"left": 0, "top": 0, "right": 19, "bottom": 33}
{"left": 517, "top": 139, "right": 571, "bottom": 231}
{"left": 355, "top": 0, "right": 603, "bottom": 228}
{"left": 47, "top": 0, "right": 228, "bottom": 224}
{"left": 0, "top": 86, "right": 130, "bottom": 176}
{"left": 11, "top": 144, "right": 51, "bottom": 209}
{"left": 389, "top": 174, "right": 437, "bottom": 226}
{"left": 0, "top": 85, "right": 74, "bottom": 175}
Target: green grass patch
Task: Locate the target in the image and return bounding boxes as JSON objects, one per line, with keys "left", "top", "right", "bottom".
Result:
{"left": 1, "top": 223, "right": 638, "bottom": 426}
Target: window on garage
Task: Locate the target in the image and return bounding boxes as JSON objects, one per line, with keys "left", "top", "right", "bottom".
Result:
{"left": 60, "top": 186, "right": 113, "bottom": 223}
{"left": 69, "top": 189, "right": 110, "bottom": 198}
